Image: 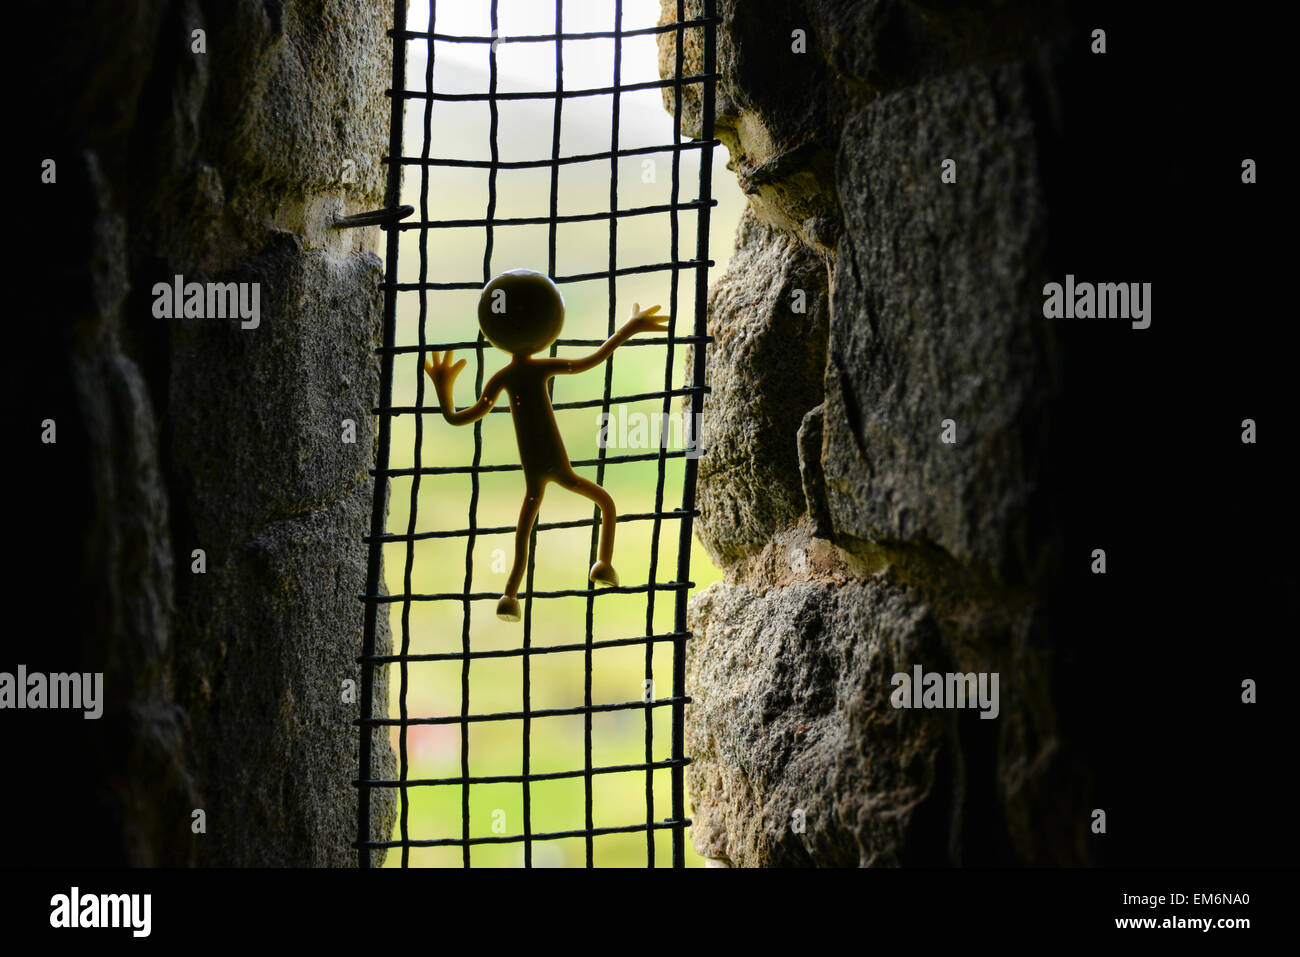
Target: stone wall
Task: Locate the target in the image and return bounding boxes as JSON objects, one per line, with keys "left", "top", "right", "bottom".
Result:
{"left": 662, "top": 0, "right": 1294, "bottom": 869}
{"left": 661, "top": 0, "right": 1086, "bottom": 866}
{"left": 12, "top": 0, "right": 396, "bottom": 866}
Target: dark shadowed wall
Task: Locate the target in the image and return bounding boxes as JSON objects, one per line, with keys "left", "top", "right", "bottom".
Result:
{"left": 9, "top": 0, "right": 396, "bottom": 866}
{"left": 660, "top": 0, "right": 1293, "bottom": 866}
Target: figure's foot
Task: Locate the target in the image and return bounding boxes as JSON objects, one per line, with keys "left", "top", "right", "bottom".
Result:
{"left": 589, "top": 560, "right": 619, "bottom": 587}
{"left": 496, "top": 594, "right": 521, "bottom": 622}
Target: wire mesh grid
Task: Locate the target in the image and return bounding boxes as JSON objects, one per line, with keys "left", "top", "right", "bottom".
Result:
{"left": 355, "top": 0, "right": 718, "bottom": 867}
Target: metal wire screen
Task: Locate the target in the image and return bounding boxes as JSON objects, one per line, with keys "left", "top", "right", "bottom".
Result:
{"left": 355, "top": 0, "right": 717, "bottom": 867}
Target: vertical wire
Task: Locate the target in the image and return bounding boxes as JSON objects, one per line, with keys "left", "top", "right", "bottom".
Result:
{"left": 395, "top": 0, "right": 439, "bottom": 871}
{"left": 641, "top": 0, "right": 687, "bottom": 870}
{"left": 519, "top": 0, "right": 567, "bottom": 871}
{"left": 603, "top": 0, "right": 653, "bottom": 867}
{"left": 358, "top": 0, "right": 408, "bottom": 869}
{"left": 544, "top": 0, "right": 566, "bottom": 869}
{"left": 519, "top": 453, "right": 537, "bottom": 861}
{"left": 578, "top": 0, "right": 624, "bottom": 869}
{"left": 458, "top": 0, "right": 501, "bottom": 869}
{"left": 673, "top": 0, "right": 717, "bottom": 868}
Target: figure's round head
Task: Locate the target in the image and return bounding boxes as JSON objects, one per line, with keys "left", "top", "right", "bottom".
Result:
{"left": 477, "top": 269, "right": 565, "bottom": 355}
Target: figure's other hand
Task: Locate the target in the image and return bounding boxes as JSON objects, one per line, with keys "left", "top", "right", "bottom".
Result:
{"left": 626, "top": 303, "right": 667, "bottom": 336}
{"left": 424, "top": 349, "right": 467, "bottom": 400}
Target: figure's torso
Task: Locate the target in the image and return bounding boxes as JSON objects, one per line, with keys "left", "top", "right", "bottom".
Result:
{"left": 502, "top": 362, "right": 569, "bottom": 480}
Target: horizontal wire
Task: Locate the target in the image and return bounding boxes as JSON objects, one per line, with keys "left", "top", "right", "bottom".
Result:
{"left": 380, "top": 258, "right": 713, "bottom": 291}
{"left": 354, "top": 695, "right": 691, "bottom": 726}
{"left": 386, "top": 139, "right": 719, "bottom": 170}
{"left": 397, "top": 200, "right": 712, "bottom": 230}
{"left": 377, "top": 335, "right": 712, "bottom": 355}
{"left": 360, "top": 582, "right": 693, "bottom": 603}
{"left": 366, "top": 510, "right": 697, "bottom": 544}
{"left": 374, "top": 448, "right": 701, "bottom": 477}
{"left": 375, "top": 385, "right": 707, "bottom": 415}
{"left": 358, "top": 630, "right": 691, "bottom": 664}
{"left": 356, "top": 818, "right": 691, "bottom": 850}
{"left": 390, "top": 18, "right": 717, "bottom": 44}
{"left": 387, "top": 73, "right": 718, "bottom": 102}
{"left": 356, "top": 757, "right": 690, "bottom": 789}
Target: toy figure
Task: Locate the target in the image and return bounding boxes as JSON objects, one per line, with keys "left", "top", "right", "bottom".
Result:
{"left": 425, "top": 268, "right": 666, "bottom": 622}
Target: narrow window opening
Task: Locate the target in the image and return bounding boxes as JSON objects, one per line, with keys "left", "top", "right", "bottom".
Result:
{"left": 357, "top": 0, "right": 743, "bottom": 867}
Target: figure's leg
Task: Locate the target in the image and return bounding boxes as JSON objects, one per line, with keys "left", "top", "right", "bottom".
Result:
{"left": 556, "top": 470, "right": 619, "bottom": 586}
{"left": 498, "top": 482, "right": 546, "bottom": 622}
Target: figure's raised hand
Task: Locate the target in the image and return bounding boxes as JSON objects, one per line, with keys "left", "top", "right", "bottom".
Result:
{"left": 424, "top": 349, "right": 466, "bottom": 399}
{"left": 627, "top": 303, "right": 667, "bottom": 336}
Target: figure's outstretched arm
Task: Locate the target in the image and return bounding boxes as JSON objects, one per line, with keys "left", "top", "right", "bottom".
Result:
{"left": 424, "top": 350, "right": 505, "bottom": 425}
{"left": 551, "top": 303, "right": 667, "bottom": 375}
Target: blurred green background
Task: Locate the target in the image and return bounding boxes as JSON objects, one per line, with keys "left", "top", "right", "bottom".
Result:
{"left": 378, "top": 0, "right": 743, "bottom": 866}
